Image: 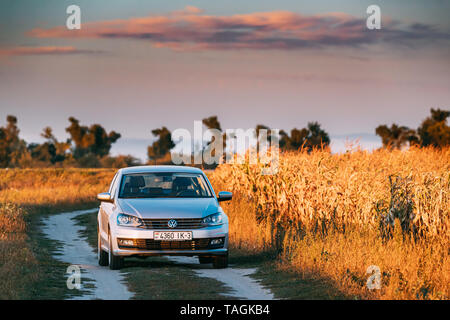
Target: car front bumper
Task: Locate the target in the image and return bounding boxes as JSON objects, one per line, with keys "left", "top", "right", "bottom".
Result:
{"left": 113, "top": 248, "right": 228, "bottom": 257}
{"left": 110, "top": 224, "right": 229, "bottom": 257}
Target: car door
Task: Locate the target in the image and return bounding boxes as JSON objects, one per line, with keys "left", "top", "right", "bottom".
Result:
{"left": 99, "top": 172, "right": 119, "bottom": 241}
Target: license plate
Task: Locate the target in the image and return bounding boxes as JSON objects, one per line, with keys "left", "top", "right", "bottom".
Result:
{"left": 153, "top": 231, "right": 192, "bottom": 241}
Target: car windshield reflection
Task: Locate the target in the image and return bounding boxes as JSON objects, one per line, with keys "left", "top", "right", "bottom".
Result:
{"left": 118, "top": 172, "right": 213, "bottom": 199}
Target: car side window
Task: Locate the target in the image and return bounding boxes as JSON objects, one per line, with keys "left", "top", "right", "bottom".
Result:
{"left": 108, "top": 173, "right": 118, "bottom": 194}
{"left": 110, "top": 173, "right": 120, "bottom": 198}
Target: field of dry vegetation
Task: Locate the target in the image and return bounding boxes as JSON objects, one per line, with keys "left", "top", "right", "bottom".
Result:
{"left": 0, "top": 147, "right": 448, "bottom": 299}
{"left": 0, "top": 169, "right": 115, "bottom": 299}
{"left": 210, "top": 146, "right": 449, "bottom": 300}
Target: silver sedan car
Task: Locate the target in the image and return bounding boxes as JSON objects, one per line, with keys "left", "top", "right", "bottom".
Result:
{"left": 97, "top": 166, "right": 231, "bottom": 270}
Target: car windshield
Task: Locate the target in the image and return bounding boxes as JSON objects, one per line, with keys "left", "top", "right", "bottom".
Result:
{"left": 118, "top": 172, "right": 213, "bottom": 199}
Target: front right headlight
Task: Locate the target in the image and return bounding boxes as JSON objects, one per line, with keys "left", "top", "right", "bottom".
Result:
{"left": 202, "top": 213, "right": 224, "bottom": 226}
{"left": 117, "top": 213, "right": 142, "bottom": 227}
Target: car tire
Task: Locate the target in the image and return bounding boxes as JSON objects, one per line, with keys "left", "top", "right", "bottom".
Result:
{"left": 98, "top": 227, "right": 108, "bottom": 266}
{"left": 198, "top": 256, "right": 213, "bottom": 264}
{"left": 213, "top": 253, "right": 228, "bottom": 269}
{"left": 108, "top": 232, "right": 123, "bottom": 270}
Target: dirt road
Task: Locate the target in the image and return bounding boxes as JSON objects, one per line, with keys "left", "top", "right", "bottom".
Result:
{"left": 41, "top": 209, "right": 133, "bottom": 300}
{"left": 41, "top": 209, "right": 274, "bottom": 300}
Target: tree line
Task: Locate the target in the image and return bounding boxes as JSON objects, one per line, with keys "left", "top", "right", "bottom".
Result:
{"left": 0, "top": 108, "right": 448, "bottom": 168}
{"left": 0, "top": 116, "right": 140, "bottom": 168}
{"left": 146, "top": 116, "right": 332, "bottom": 165}
{"left": 146, "top": 108, "right": 449, "bottom": 164}
{"left": 375, "top": 108, "right": 449, "bottom": 149}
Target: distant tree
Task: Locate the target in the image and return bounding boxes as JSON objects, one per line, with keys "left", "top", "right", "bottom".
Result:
{"left": 417, "top": 108, "right": 450, "bottom": 147}
{"left": 279, "top": 130, "right": 290, "bottom": 150}
{"left": 289, "top": 127, "right": 309, "bottom": 150}
{"left": 65, "top": 117, "right": 121, "bottom": 159}
{"left": 375, "top": 108, "right": 449, "bottom": 149}
{"left": 304, "top": 122, "right": 331, "bottom": 150}
{"left": 76, "top": 153, "right": 101, "bottom": 168}
{"left": 0, "top": 115, "right": 27, "bottom": 167}
{"left": 255, "top": 124, "right": 269, "bottom": 136}
{"left": 27, "top": 142, "right": 53, "bottom": 164}
{"left": 147, "top": 127, "right": 175, "bottom": 163}
{"left": 28, "top": 127, "right": 70, "bottom": 164}
{"left": 202, "top": 116, "right": 222, "bottom": 132}
{"left": 375, "top": 124, "right": 418, "bottom": 149}
{"left": 202, "top": 116, "right": 226, "bottom": 164}
{"left": 255, "top": 124, "right": 273, "bottom": 145}
{"left": 202, "top": 116, "right": 225, "bottom": 147}
{"left": 100, "top": 155, "right": 142, "bottom": 168}
{"left": 280, "top": 122, "right": 330, "bottom": 152}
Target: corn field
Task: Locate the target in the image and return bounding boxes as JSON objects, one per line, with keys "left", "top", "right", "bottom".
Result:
{"left": 210, "top": 147, "right": 450, "bottom": 299}
{"left": 212, "top": 147, "right": 449, "bottom": 241}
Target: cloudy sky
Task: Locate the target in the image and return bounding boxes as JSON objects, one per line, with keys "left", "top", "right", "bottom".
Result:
{"left": 1, "top": 0, "right": 449, "bottom": 160}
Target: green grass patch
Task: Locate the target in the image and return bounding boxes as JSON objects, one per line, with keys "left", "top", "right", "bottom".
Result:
{"left": 124, "top": 257, "right": 234, "bottom": 300}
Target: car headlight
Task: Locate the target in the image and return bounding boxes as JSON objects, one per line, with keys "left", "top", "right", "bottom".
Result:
{"left": 117, "top": 213, "right": 143, "bottom": 227}
{"left": 202, "top": 213, "right": 224, "bottom": 226}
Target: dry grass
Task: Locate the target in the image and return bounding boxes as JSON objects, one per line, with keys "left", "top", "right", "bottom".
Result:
{"left": 0, "top": 168, "right": 115, "bottom": 299}
{"left": 0, "top": 203, "right": 37, "bottom": 299}
{"left": 209, "top": 147, "right": 449, "bottom": 300}
{"left": 0, "top": 168, "right": 115, "bottom": 210}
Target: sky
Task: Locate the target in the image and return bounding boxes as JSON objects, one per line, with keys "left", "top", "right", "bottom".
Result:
{"left": 0, "top": 0, "right": 449, "bottom": 161}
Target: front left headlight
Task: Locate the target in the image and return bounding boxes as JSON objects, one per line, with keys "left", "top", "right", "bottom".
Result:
{"left": 117, "top": 213, "right": 143, "bottom": 227}
{"left": 202, "top": 213, "right": 224, "bottom": 226}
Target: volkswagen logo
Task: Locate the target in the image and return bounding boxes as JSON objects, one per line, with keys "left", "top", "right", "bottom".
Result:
{"left": 167, "top": 219, "right": 178, "bottom": 228}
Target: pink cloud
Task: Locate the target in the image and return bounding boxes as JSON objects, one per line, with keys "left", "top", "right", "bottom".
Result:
{"left": 172, "top": 5, "right": 204, "bottom": 16}
{"left": 28, "top": 8, "right": 449, "bottom": 51}
{"left": 0, "top": 46, "right": 96, "bottom": 56}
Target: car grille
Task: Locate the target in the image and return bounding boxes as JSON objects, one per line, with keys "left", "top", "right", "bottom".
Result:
{"left": 140, "top": 218, "right": 204, "bottom": 229}
{"left": 118, "top": 237, "right": 225, "bottom": 250}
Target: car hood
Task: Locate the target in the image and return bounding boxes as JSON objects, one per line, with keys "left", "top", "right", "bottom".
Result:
{"left": 116, "top": 198, "right": 219, "bottom": 219}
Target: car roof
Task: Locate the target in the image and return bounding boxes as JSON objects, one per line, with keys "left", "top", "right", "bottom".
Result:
{"left": 120, "top": 165, "right": 204, "bottom": 175}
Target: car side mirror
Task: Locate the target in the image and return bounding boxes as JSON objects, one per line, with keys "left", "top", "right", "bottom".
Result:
{"left": 97, "top": 192, "right": 114, "bottom": 203}
{"left": 217, "top": 191, "right": 232, "bottom": 202}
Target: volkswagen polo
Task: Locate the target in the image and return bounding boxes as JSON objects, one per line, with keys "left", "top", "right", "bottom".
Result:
{"left": 97, "top": 166, "right": 232, "bottom": 270}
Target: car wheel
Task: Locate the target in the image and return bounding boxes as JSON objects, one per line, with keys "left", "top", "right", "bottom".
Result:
{"left": 98, "top": 227, "right": 108, "bottom": 266}
{"left": 198, "top": 256, "right": 213, "bottom": 264}
{"left": 108, "top": 232, "right": 123, "bottom": 270}
{"left": 213, "top": 253, "right": 228, "bottom": 269}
